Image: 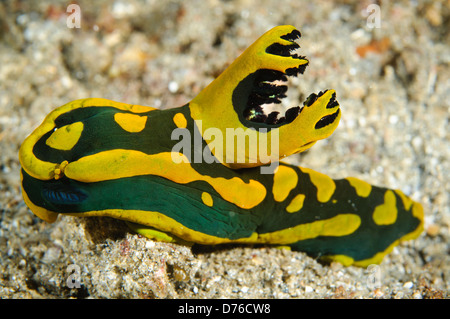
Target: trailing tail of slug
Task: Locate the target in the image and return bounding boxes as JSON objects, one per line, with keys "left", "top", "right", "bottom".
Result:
{"left": 256, "top": 164, "right": 424, "bottom": 267}
{"left": 289, "top": 185, "right": 424, "bottom": 267}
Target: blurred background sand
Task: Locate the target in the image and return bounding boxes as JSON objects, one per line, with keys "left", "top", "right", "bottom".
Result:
{"left": 0, "top": 0, "right": 448, "bottom": 298}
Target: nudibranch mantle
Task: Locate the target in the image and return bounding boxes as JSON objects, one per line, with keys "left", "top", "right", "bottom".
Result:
{"left": 19, "top": 25, "right": 423, "bottom": 267}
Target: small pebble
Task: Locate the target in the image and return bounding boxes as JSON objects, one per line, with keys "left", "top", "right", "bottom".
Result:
{"left": 413, "top": 291, "right": 423, "bottom": 299}
{"left": 426, "top": 224, "right": 440, "bottom": 237}
{"left": 145, "top": 241, "right": 155, "bottom": 249}
{"left": 168, "top": 81, "right": 179, "bottom": 93}
{"left": 403, "top": 281, "right": 413, "bottom": 289}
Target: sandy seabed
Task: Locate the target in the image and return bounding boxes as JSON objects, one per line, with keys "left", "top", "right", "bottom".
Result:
{"left": 0, "top": 0, "right": 448, "bottom": 299}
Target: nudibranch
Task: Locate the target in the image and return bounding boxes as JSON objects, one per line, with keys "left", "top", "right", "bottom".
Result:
{"left": 19, "top": 25, "right": 423, "bottom": 267}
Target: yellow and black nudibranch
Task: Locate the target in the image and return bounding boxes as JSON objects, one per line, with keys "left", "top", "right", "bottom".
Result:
{"left": 19, "top": 25, "right": 423, "bottom": 267}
